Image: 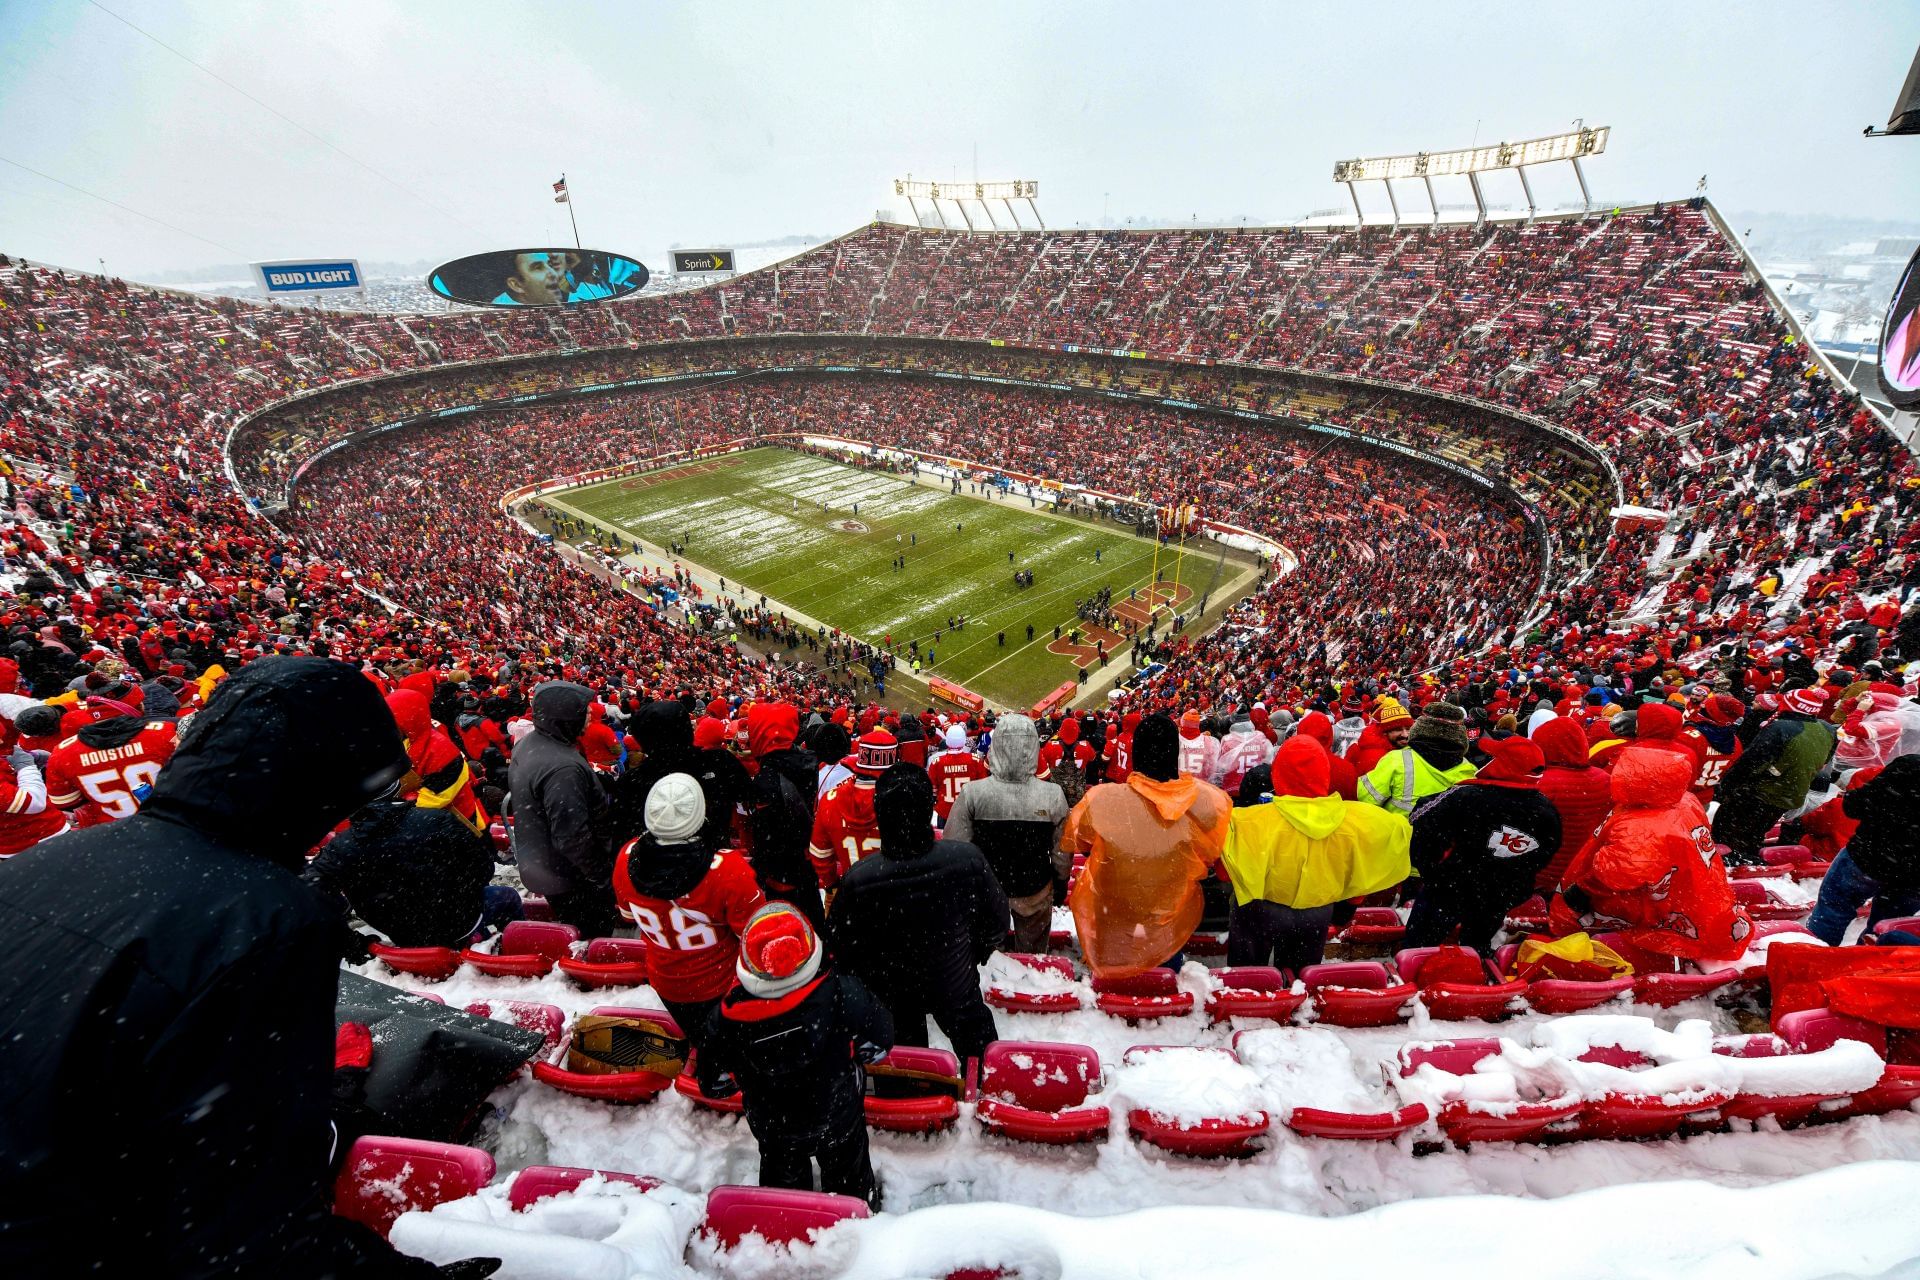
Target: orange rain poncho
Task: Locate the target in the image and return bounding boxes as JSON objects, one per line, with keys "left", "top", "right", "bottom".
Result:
{"left": 1063, "top": 771, "right": 1231, "bottom": 979}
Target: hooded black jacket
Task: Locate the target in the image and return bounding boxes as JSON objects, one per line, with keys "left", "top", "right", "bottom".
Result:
{"left": 508, "top": 681, "right": 612, "bottom": 898}
{"left": 828, "top": 767, "right": 1008, "bottom": 1012}
{"left": 1841, "top": 754, "right": 1920, "bottom": 891}
{"left": 608, "top": 700, "right": 754, "bottom": 852}
{"left": 705, "top": 972, "right": 892, "bottom": 1143}
{"left": 304, "top": 799, "right": 495, "bottom": 949}
{"left": 1408, "top": 778, "right": 1562, "bottom": 910}
{"left": 0, "top": 657, "right": 432, "bottom": 1278}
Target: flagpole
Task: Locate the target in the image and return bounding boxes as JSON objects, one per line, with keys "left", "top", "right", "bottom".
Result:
{"left": 559, "top": 172, "right": 581, "bottom": 249}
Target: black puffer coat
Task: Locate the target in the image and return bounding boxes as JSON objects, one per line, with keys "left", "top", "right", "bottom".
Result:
{"left": 705, "top": 973, "right": 892, "bottom": 1142}
{"left": 0, "top": 657, "right": 438, "bottom": 1277}
{"left": 304, "top": 799, "right": 495, "bottom": 949}
{"left": 508, "top": 681, "right": 612, "bottom": 897}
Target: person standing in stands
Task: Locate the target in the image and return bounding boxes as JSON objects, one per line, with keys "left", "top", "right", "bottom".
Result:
{"left": 1063, "top": 713, "right": 1230, "bottom": 978}
{"left": 809, "top": 730, "right": 896, "bottom": 892}
{"left": 510, "top": 680, "right": 618, "bottom": 936}
{"left": 705, "top": 903, "right": 893, "bottom": 1210}
{"left": 927, "top": 723, "right": 988, "bottom": 825}
{"left": 1221, "top": 736, "right": 1410, "bottom": 970}
{"left": 829, "top": 764, "right": 1006, "bottom": 1062}
{"left": 612, "top": 773, "right": 763, "bottom": 1091}
{"left": 942, "top": 714, "right": 1069, "bottom": 953}
{"left": 1402, "top": 737, "right": 1561, "bottom": 952}
{"left": 0, "top": 658, "right": 495, "bottom": 1277}
{"left": 1712, "top": 687, "right": 1837, "bottom": 865}
{"left": 1345, "top": 696, "right": 1413, "bottom": 777}
{"left": 1360, "top": 702, "right": 1477, "bottom": 815}
{"left": 746, "top": 701, "right": 826, "bottom": 931}
{"left": 1805, "top": 754, "right": 1920, "bottom": 944}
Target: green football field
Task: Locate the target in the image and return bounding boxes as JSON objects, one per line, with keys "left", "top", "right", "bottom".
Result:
{"left": 550, "top": 447, "right": 1232, "bottom": 708}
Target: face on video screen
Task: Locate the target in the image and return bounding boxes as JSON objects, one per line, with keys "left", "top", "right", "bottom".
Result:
{"left": 1882, "top": 247, "right": 1920, "bottom": 404}
{"left": 428, "top": 248, "right": 648, "bottom": 308}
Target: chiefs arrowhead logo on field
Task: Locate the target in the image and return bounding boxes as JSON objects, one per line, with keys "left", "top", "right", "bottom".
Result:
{"left": 1488, "top": 825, "right": 1540, "bottom": 858}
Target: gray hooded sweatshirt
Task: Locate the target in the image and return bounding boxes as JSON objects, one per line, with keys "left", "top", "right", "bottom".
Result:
{"left": 941, "top": 714, "right": 1069, "bottom": 899}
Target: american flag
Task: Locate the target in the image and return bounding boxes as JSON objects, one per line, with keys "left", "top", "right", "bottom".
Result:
{"left": 552, "top": 177, "right": 569, "bottom": 204}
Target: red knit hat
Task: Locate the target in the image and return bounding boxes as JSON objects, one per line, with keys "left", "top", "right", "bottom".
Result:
{"left": 853, "top": 729, "right": 898, "bottom": 778}
{"left": 1782, "top": 687, "right": 1828, "bottom": 716}
{"left": 736, "top": 903, "right": 822, "bottom": 997}
{"left": 1701, "top": 694, "right": 1746, "bottom": 726}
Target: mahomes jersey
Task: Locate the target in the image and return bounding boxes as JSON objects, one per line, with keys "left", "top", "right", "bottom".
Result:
{"left": 928, "top": 749, "right": 988, "bottom": 823}
{"left": 809, "top": 779, "right": 881, "bottom": 889}
{"left": 46, "top": 720, "right": 178, "bottom": 828}
{"left": 612, "top": 847, "right": 763, "bottom": 1003}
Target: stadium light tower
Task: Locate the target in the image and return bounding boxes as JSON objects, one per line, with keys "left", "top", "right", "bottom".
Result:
{"left": 894, "top": 178, "right": 1042, "bottom": 231}
{"left": 1331, "top": 125, "right": 1609, "bottom": 227}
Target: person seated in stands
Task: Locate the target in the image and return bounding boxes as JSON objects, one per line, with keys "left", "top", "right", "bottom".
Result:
{"left": 304, "top": 773, "right": 517, "bottom": 959}
{"left": 1221, "top": 737, "right": 1410, "bottom": 971}
{"left": 1062, "top": 713, "right": 1230, "bottom": 978}
{"left": 1403, "top": 737, "right": 1560, "bottom": 952}
{"left": 705, "top": 903, "right": 893, "bottom": 1210}
{"left": 612, "top": 773, "right": 763, "bottom": 1092}
{"left": 1557, "top": 741, "right": 1751, "bottom": 965}
{"left": 1532, "top": 715, "right": 1611, "bottom": 894}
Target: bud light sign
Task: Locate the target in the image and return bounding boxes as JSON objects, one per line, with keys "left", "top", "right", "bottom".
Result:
{"left": 252, "top": 259, "right": 364, "bottom": 294}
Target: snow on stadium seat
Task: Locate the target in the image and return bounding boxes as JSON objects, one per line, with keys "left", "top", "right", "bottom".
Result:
{"left": 1493, "top": 943, "right": 1633, "bottom": 1014}
{"left": 865, "top": 1045, "right": 963, "bottom": 1132}
{"left": 1393, "top": 947, "right": 1527, "bottom": 1021}
{"left": 1299, "top": 961, "right": 1414, "bottom": 1027}
{"left": 1396, "top": 1039, "right": 1583, "bottom": 1145}
{"left": 975, "top": 1041, "right": 1109, "bottom": 1145}
{"left": 1284, "top": 1102, "right": 1430, "bottom": 1141}
{"left": 333, "top": 1135, "right": 494, "bottom": 1239}
{"left": 983, "top": 952, "right": 1083, "bottom": 1013}
{"left": 699, "top": 1184, "right": 869, "bottom": 1249}
{"left": 1120, "top": 1045, "right": 1269, "bottom": 1157}
{"left": 1204, "top": 966, "right": 1306, "bottom": 1024}
{"left": 368, "top": 943, "right": 462, "bottom": 982}
{"left": 556, "top": 936, "right": 651, "bottom": 989}
{"left": 463, "top": 999, "right": 566, "bottom": 1057}
{"left": 1092, "top": 968, "right": 1194, "bottom": 1022}
{"left": 1707, "top": 1035, "right": 1857, "bottom": 1127}
{"left": 506, "top": 1164, "right": 662, "bottom": 1212}
{"left": 1586, "top": 932, "right": 1743, "bottom": 1008}
{"left": 531, "top": 1006, "right": 685, "bottom": 1104}
{"left": 461, "top": 919, "right": 580, "bottom": 978}
{"left": 1730, "top": 880, "right": 1806, "bottom": 922}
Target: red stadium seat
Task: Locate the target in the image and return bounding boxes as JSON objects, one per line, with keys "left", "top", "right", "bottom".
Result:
{"left": 1205, "top": 966, "right": 1306, "bottom": 1024}
{"left": 1393, "top": 947, "right": 1527, "bottom": 1021}
{"left": 556, "top": 936, "right": 652, "bottom": 989}
{"left": 975, "top": 1041, "right": 1109, "bottom": 1145}
{"left": 507, "top": 1164, "right": 662, "bottom": 1211}
{"left": 368, "top": 943, "right": 462, "bottom": 982}
{"left": 984, "top": 952, "right": 1083, "bottom": 1013}
{"left": 865, "top": 1046, "right": 963, "bottom": 1133}
{"left": 1121, "top": 1046, "right": 1268, "bottom": 1157}
{"left": 461, "top": 920, "right": 580, "bottom": 978}
{"left": 1339, "top": 906, "right": 1406, "bottom": 946}
{"left": 531, "top": 1007, "right": 684, "bottom": 1104}
{"left": 463, "top": 999, "right": 566, "bottom": 1057}
{"left": 1092, "top": 969, "right": 1194, "bottom": 1022}
{"left": 700, "top": 1184, "right": 869, "bottom": 1249}
{"left": 1300, "top": 961, "right": 1415, "bottom": 1027}
{"left": 333, "top": 1136, "right": 494, "bottom": 1239}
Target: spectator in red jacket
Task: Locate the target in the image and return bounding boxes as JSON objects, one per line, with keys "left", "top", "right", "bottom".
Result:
{"left": 1296, "top": 711, "right": 1358, "bottom": 801}
{"left": 1346, "top": 697, "right": 1413, "bottom": 777}
{"left": 1532, "top": 716, "right": 1612, "bottom": 892}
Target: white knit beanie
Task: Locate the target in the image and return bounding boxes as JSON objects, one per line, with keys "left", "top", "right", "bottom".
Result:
{"left": 645, "top": 772, "right": 706, "bottom": 844}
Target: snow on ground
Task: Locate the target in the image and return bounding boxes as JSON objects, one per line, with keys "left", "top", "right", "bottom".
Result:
{"left": 391, "top": 1158, "right": 1920, "bottom": 1280}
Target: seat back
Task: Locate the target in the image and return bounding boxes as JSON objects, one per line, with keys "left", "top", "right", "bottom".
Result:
{"left": 1091, "top": 968, "right": 1179, "bottom": 998}
{"left": 333, "top": 1136, "right": 494, "bottom": 1239}
{"left": 584, "top": 936, "right": 650, "bottom": 963}
{"left": 1778, "top": 1008, "right": 1889, "bottom": 1057}
{"left": 1212, "top": 965, "right": 1286, "bottom": 994}
{"left": 981, "top": 1041, "right": 1100, "bottom": 1110}
{"left": 1576, "top": 1044, "right": 1655, "bottom": 1068}
{"left": 1300, "top": 961, "right": 1390, "bottom": 992}
{"left": 1396, "top": 1038, "right": 1502, "bottom": 1077}
{"left": 507, "top": 1164, "right": 661, "bottom": 1212}
{"left": 1001, "top": 952, "right": 1076, "bottom": 979}
{"left": 499, "top": 919, "right": 581, "bottom": 960}
{"left": 702, "top": 1184, "right": 870, "bottom": 1248}
{"left": 465, "top": 1000, "right": 566, "bottom": 1056}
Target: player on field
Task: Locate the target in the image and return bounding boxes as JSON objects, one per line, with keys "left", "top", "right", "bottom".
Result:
{"left": 809, "top": 731, "right": 895, "bottom": 891}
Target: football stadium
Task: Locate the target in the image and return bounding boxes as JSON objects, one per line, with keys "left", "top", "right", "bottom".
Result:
{"left": 3, "top": 5, "right": 1920, "bottom": 1278}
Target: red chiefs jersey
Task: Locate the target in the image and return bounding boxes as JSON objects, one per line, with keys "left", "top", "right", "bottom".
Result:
{"left": 928, "top": 749, "right": 988, "bottom": 823}
{"left": 808, "top": 779, "right": 881, "bottom": 889}
{"left": 612, "top": 847, "right": 763, "bottom": 1003}
{"left": 46, "top": 720, "right": 178, "bottom": 828}
{"left": 1106, "top": 733, "right": 1134, "bottom": 783}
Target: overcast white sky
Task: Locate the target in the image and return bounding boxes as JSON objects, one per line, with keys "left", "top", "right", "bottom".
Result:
{"left": 1, "top": 0, "right": 1915, "bottom": 277}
